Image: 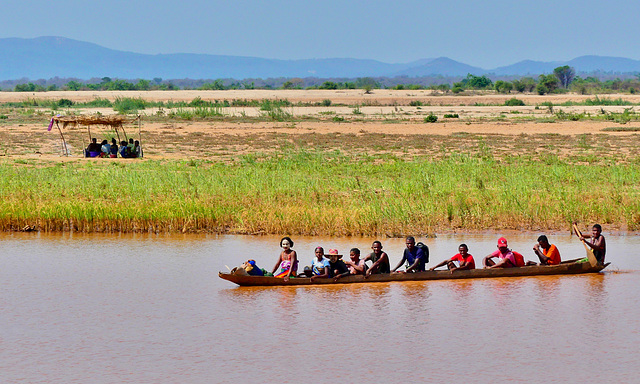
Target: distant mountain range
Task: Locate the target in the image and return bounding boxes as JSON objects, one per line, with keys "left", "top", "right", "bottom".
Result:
{"left": 2, "top": 36, "right": 640, "bottom": 80}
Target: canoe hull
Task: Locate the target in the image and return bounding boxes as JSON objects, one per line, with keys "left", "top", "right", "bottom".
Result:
{"left": 219, "top": 261, "right": 610, "bottom": 287}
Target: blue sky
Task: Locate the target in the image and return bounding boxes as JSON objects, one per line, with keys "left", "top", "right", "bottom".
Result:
{"left": 3, "top": 0, "right": 639, "bottom": 68}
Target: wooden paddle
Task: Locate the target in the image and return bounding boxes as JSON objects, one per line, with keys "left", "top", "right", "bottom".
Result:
{"left": 573, "top": 223, "right": 598, "bottom": 266}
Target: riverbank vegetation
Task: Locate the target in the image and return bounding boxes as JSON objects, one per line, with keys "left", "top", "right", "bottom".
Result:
{"left": 1, "top": 147, "right": 639, "bottom": 235}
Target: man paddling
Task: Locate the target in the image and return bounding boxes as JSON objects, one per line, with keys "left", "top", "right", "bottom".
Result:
{"left": 483, "top": 237, "right": 524, "bottom": 269}
{"left": 580, "top": 224, "right": 606, "bottom": 264}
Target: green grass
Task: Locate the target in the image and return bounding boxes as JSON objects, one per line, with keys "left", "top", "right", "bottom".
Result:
{"left": 1, "top": 151, "right": 639, "bottom": 234}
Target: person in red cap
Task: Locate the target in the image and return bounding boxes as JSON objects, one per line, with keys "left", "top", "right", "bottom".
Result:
{"left": 483, "top": 237, "right": 524, "bottom": 268}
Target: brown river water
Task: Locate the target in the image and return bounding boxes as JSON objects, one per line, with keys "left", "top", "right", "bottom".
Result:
{"left": 1, "top": 232, "right": 639, "bottom": 383}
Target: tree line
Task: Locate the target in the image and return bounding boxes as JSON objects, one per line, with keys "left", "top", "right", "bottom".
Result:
{"left": 6, "top": 67, "right": 640, "bottom": 94}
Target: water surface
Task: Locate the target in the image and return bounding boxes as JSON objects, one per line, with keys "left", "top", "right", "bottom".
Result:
{"left": 1, "top": 232, "right": 638, "bottom": 383}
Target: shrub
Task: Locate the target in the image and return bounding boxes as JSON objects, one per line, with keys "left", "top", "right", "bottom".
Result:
{"left": 443, "top": 113, "right": 459, "bottom": 118}
{"left": 113, "top": 97, "right": 147, "bottom": 114}
{"left": 504, "top": 98, "right": 525, "bottom": 106}
{"left": 409, "top": 100, "right": 423, "bottom": 106}
{"left": 424, "top": 113, "right": 438, "bottom": 123}
{"left": 57, "top": 98, "right": 75, "bottom": 108}
{"left": 322, "top": 99, "right": 332, "bottom": 107}
{"left": 319, "top": 81, "right": 339, "bottom": 90}
{"left": 536, "top": 84, "right": 549, "bottom": 95}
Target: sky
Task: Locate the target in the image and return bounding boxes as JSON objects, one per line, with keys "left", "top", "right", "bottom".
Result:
{"left": 2, "top": 0, "right": 640, "bottom": 69}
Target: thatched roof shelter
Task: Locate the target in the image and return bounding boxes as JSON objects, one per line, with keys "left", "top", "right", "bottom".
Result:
{"left": 51, "top": 115, "right": 136, "bottom": 129}
{"left": 48, "top": 114, "right": 141, "bottom": 156}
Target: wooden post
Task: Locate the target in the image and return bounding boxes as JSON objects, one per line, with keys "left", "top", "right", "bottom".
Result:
{"left": 56, "top": 121, "right": 69, "bottom": 156}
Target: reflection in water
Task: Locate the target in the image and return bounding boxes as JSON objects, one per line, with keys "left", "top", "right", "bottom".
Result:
{"left": 1, "top": 233, "right": 640, "bottom": 383}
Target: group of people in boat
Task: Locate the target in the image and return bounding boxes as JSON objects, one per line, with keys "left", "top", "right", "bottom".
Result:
{"left": 85, "top": 137, "right": 142, "bottom": 158}
{"left": 238, "top": 224, "right": 606, "bottom": 282}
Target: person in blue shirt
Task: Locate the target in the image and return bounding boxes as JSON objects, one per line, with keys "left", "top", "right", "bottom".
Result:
{"left": 392, "top": 236, "right": 427, "bottom": 273}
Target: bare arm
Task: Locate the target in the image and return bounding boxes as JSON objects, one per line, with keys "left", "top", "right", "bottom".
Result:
{"left": 392, "top": 256, "right": 407, "bottom": 272}
{"left": 430, "top": 259, "right": 450, "bottom": 271}
{"left": 584, "top": 236, "right": 605, "bottom": 252}
{"left": 310, "top": 266, "right": 330, "bottom": 282}
{"left": 533, "top": 244, "right": 550, "bottom": 264}
{"left": 366, "top": 253, "right": 389, "bottom": 276}
{"left": 487, "top": 257, "right": 509, "bottom": 269}
{"left": 333, "top": 270, "right": 351, "bottom": 281}
{"left": 451, "top": 260, "right": 472, "bottom": 272}
{"left": 406, "top": 258, "right": 421, "bottom": 272}
{"left": 272, "top": 253, "right": 283, "bottom": 274}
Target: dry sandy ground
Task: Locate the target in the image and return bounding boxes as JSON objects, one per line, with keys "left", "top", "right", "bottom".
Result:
{"left": 2, "top": 90, "right": 640, "bottom": 160}
{"left": 5, "top": 89, "right": 640, "bottom": 105}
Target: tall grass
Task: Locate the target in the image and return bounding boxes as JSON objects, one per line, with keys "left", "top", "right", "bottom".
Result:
{"left": 1, "top": 152, "right": 639, "bottom": 235}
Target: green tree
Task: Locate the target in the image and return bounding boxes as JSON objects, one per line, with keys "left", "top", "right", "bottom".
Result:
{"left": 462, "top": 74, "right": 493, "bottom": 89}
{"left": 538, "top": 74, "right": 559, "bottom": 94}
{"left": 319, "top": 81, "right": 339, "bottom": 90}
{"left": 355, "top": 77, "right": 379, "bottom": 93}
{"left": 65, "top": 81, "right": 83, "bottom": 91}
{"left": 495, "top": 80, "right": 513, "bottom": 94}
{"left": 553, "top": 66, "right": 576, "bottom": 88}
{"left": 135, "top": 79, "right": 151, "bottom": 90}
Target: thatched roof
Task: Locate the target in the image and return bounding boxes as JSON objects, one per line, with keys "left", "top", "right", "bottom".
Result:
{"left": 52, "top": 115, "right": 137, "bottom": 129}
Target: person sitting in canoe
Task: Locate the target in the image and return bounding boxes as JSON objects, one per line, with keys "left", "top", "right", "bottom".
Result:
{"left": 580, "top": 224, "right": 606, "bottom": 264}
{"left": 311, "top": 249, "right": 350, "bottom": 282}
{"left": 343, "top": 248, "right": 367, "bottom": 276}
{"left": 483, "top": 237, "right": 525, "bottom": 269}
{"left": 300, "top": 246, "right": 330, "bottom": 278}
{"left": 527, "top": 235, "right": 561, "bottom": 266}
{"left": 392, "top": 236, "right": 427, "bottom": 273}
{"left": 271, "top": 237, "right": 298, "bottom": 282}
{"left": 364, "top": 240, "right": 391, "bottom": 277}
{"left": 429, "top": 243, "right": 475, "bottom": 272}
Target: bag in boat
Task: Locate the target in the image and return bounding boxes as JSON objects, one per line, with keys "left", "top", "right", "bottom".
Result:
{"left": 416, "top": 242, "right": 430, "bottom": 263}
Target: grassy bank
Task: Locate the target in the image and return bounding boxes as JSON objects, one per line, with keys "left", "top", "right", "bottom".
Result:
{"left": 2, "top": 151, "right": 639, "bottom": 235}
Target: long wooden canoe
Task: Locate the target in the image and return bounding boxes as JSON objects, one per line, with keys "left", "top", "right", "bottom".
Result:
{"left": 219, "top": 259, "right": 610, "bottom": 287}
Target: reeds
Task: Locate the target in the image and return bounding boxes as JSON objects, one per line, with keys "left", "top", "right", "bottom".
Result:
{"left": 1, "top": 151, "right": 639, "bottom": 235}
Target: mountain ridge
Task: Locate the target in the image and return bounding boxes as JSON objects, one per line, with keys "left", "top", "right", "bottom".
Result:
{"left": 1, "top": 37, "right": 640, "bottom": 80}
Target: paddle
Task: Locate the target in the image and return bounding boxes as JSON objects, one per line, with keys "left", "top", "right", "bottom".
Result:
{"left": 573, "top": 223, "right": 598, "bottom": 266}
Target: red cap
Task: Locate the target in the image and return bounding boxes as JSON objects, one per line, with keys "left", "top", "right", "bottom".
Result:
{"left": 497, "top": 237, "right": 508, "bottom": 247}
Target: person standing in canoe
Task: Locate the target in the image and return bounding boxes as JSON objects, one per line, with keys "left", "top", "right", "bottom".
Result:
{"left": 364, "top": 240, "right": 391, "bottom": 277}
{"left": 430, "top": 243, "right": 475, "bottom": 272}
{"left": 392, "top": 236, "right": 427, "bottom": 273}
{"left": 483, "top": 237, "right": 525, "bottom": 269}
{"left": 272, "top": 237, "right": 298, "bottom": 282}
{"left": 528, "top": 235, "right": 561, "bottom": 265}
{"left": 580, "top": 224, "right": 606, "bottom": 264}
